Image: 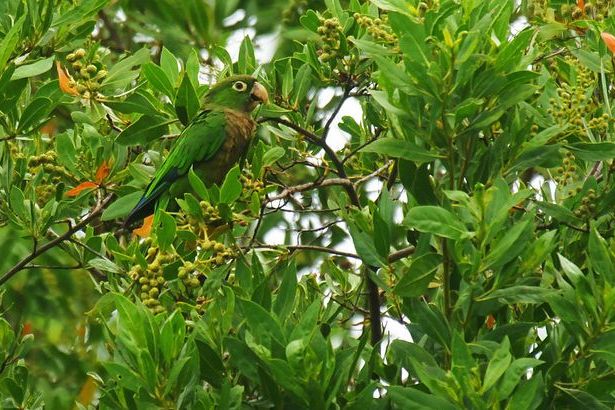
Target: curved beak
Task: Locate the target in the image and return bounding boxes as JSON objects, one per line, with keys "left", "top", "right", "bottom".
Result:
{"left": 250, "top": 82, "right": 269, "bottom": 104}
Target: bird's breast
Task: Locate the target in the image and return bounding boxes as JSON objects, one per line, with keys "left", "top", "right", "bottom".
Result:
{"left": 199, "top": 110, "right": 256, "bottom": 185}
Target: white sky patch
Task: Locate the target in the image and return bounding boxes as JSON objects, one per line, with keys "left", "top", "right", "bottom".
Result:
{"left": 225, "top": 28, "right": 257, "bottom": 61}
{"left": 223, "top": 9, "right": 246, "bottom": 27}
{"left": 326, "top": 97, "right": 362, "bottom": 151}
{"left": 530, "top": 174, "right": 545, "bottom": 202}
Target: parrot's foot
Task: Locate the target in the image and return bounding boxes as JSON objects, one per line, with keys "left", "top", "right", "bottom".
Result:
{"left": 132, "top": 215, "right": 154, "bottom": 238}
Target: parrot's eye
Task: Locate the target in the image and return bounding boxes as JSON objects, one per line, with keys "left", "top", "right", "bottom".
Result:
{"left": 232, "top": 81, "right": 247, "bottom": 92}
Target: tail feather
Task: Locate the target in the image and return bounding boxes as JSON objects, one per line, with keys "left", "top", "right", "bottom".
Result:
{"left": 123, "top": 181, "right": 170, "bottom": 228}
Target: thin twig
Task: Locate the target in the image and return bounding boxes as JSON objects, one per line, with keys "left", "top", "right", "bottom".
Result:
{"left": 0, "top": 194, "right": 114, "bottom": 287}
{"left": 250, "top": 244, "right": 361, "bottom": 260}
{"left": 341, "top": 128, "right": 383, "bottom": 165}
{"left": 322, "top": 84, "right": 352, "bottom": 140}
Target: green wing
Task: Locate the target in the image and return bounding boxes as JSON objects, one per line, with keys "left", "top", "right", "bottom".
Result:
{"left": 125, "top": 109, "right": 227, "bottom": 225}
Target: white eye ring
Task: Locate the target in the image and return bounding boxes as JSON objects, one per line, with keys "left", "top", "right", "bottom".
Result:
{"left": 233, "top": 81, "right": 247, "bottom": 91}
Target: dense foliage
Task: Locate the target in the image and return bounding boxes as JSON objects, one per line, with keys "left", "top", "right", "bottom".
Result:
{"left": 2, "top": 0, "right": 615, "bottom": 407}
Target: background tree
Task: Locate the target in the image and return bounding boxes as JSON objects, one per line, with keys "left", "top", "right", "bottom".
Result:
{"left": 2, "top": 0, "right": 615, "bottom": 408}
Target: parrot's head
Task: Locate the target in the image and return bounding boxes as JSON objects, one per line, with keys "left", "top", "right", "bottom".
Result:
{"left": 204, "top": 75, "right": 269, "bottom": 113}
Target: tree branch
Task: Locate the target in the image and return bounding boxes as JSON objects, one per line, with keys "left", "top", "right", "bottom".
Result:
{"left": 260, "top": 116, "right": 384, "bottom": 345}
{"left": 0, "top": 194, "right": 114, "bottom": 287}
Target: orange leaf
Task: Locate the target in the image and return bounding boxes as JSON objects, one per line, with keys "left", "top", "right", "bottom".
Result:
{"left": 95, "top": 160, "right": 111, "bottom": 184}
{"left": 76, "top": 375, "right": 98, "bottom": 406}
{"left": 22, "top": 322, "right": 32, "bottom": 336}
{"left": 578, "top": 0, "right": 585, "bottom": 12}
{"left": 66, "top": 181, "right": 98, "bottom": 197}
{"left": 602, "top": 32, "right": 615, "bottom": 54}
{"left": 40, "top": 119, "right": 57, "bottom": 136}
{"left": 56, "top": 61, "right": 78, "bottom": 96}
{"left": 133, "top": 214, "right": 154, "bottom": 238}
{"left": 486, "top": 314, "right": 496, "bottom": 330}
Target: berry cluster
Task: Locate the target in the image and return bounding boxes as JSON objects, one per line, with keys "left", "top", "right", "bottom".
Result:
{"left": 574, "top": 188, "right": 598, "bottom": 219}
{"left": 563, "top": 2, "right": 610, "bottom": 21}
{"left": 353, "top": 13, "right": 398, "bottom": 48}
{"left": 240, "top": 171, "right": 264, "bottom": 193}
{"left": 28, "top": 151, "right": 74, "bottom": 204}
{"left": 177, "top": 239, "right": 234, "bottom": 289}
{"left": 282, "top": 0, "right": 309, "bottom": 24}
{"left": 555, "top": 151, "right": 577, "bottom": 186}
{"left": 413, "top": 1, "right": 440, "bottom": 17}
{"left": 317, "top": 17, "right": 343, "bottom": 63}
{"left": 128, "top": 247, "right": 172, "bottom": 313}
{"left": 547, "top": 57, "right": 612, "bottom": 136}
{"left": 65, "top": 48, "right": 108, "bottom": 98}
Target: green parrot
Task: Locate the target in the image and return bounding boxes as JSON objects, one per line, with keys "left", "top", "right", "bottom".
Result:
{"left": 124, "top": 75, "right": 268, "bottom": 227}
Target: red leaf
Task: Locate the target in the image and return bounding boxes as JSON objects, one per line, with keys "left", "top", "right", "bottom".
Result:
{"left": 66, "top": 181, "right": 98, "bottom": 197}
{"left": 95, "top": 160, "right": 111, "bottom": 184}
{"left": 602, "top": 32, "right": 615, "bottom": 54}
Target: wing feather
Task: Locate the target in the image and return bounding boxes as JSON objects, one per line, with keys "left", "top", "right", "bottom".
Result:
{"left": 125, "top": 109, "right": 227, "bottom": 225}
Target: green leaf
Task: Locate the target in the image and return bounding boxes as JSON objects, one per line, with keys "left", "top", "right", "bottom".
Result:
{"left": 395, "top": 253, "right": 442, "bottom": 297}
{"left": 405, "top": 206, "right": 473, "bottom": 240}
{"left": 238, "top": 36, "right": 256, "bottom": 74}
{"left": 87, "top": 257, "right": 121, "bottom": 273}
{"left": 482, "top": 218, "right": 531, "bottom": 270}
{"left": 360, "top": 137, "right": 442, "bottom": 162}
{"left": 407, "top": 299, "right": 451, "bottom": 348}
{"left": 101, "top": 47, "right": 150, "bottom": 90}
{"left": 105, "top": 90, "right": 160, "bottom": 116}
{"left": 157, "top": 211, "right": 176, "bottom": 251}
{"left": 195, "top": 339, "right": 225, "bottom": 388}
{"left": 237, "top": 298, "right": 285, "bottom": 344}
{"left": 101, "top": 191, "right": 143, "bottom": 221}
{"left": 9, "top": 185, "right": 27, "bottom": 222}
{"left": 348, "top": 223, "right": 386, "bottom": 267}
{"left": 115, "top": 115, "right": 172, "bottom": 146}
{"left": 273, "top": 262, "right": 297, "bottom": 321}
{"left": 0, "top": 15, "right": 25, "bottom": 73}
{"left": 566, "top": 142, "right": 615, "bottom": 161}
{"left": 497, "top": 358, "right": 544, "bottom": 400}
{"left": 479, "top": 286, "right": 555, "bottom": 304}
{"left": 102, "top": 362, "right": 143, "bottom": 392}
{"left": 557, "top": 254, "right": 584, "bottom": 285}
{"left": 160, "top": 47, "right": 179, "bottom": 85}
{"left": 160, "top": 311, "right": 186, "bottom": 366}
{"left": 481, "top": 338, "right": 512, "bottom": 393}
{"left": 11, "top": 56, "right": 55, "bottom": 80}
{"left": 373, "top": 210, "right": 390, "bottom": 257}
{"left": 52, "top": 0, "right": 107, "bottom": 28}
{"left": 387, "top": 386, "right": 458, "bottom": 410}
{"left": 282, "top": 59, "right": 294, "bottom": 99}
{"left": 588, "top": 225, "right": 615, "bottom": 284}
{"left": 292, "top": 64, "right": 312, "bottom": 106}
{"left": 175, "top": 73, "right": 200, "bottom": 125}
{"left": 220, "top": 166, "right": 242, "bottom": 204}
{"left": 18, "top": 97, "right": 52, "bottom": 132}
{"left": 142, "top": 63, "right": 176, "bottom": 98}
{"left": 188, "top": 168, "right": 208, "bottom": 200}
{"left": 369, "top": 0, "right": 412, "bottom": 16}
{"left": 262, "top": 147, "right": 285, "bottom": 167}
